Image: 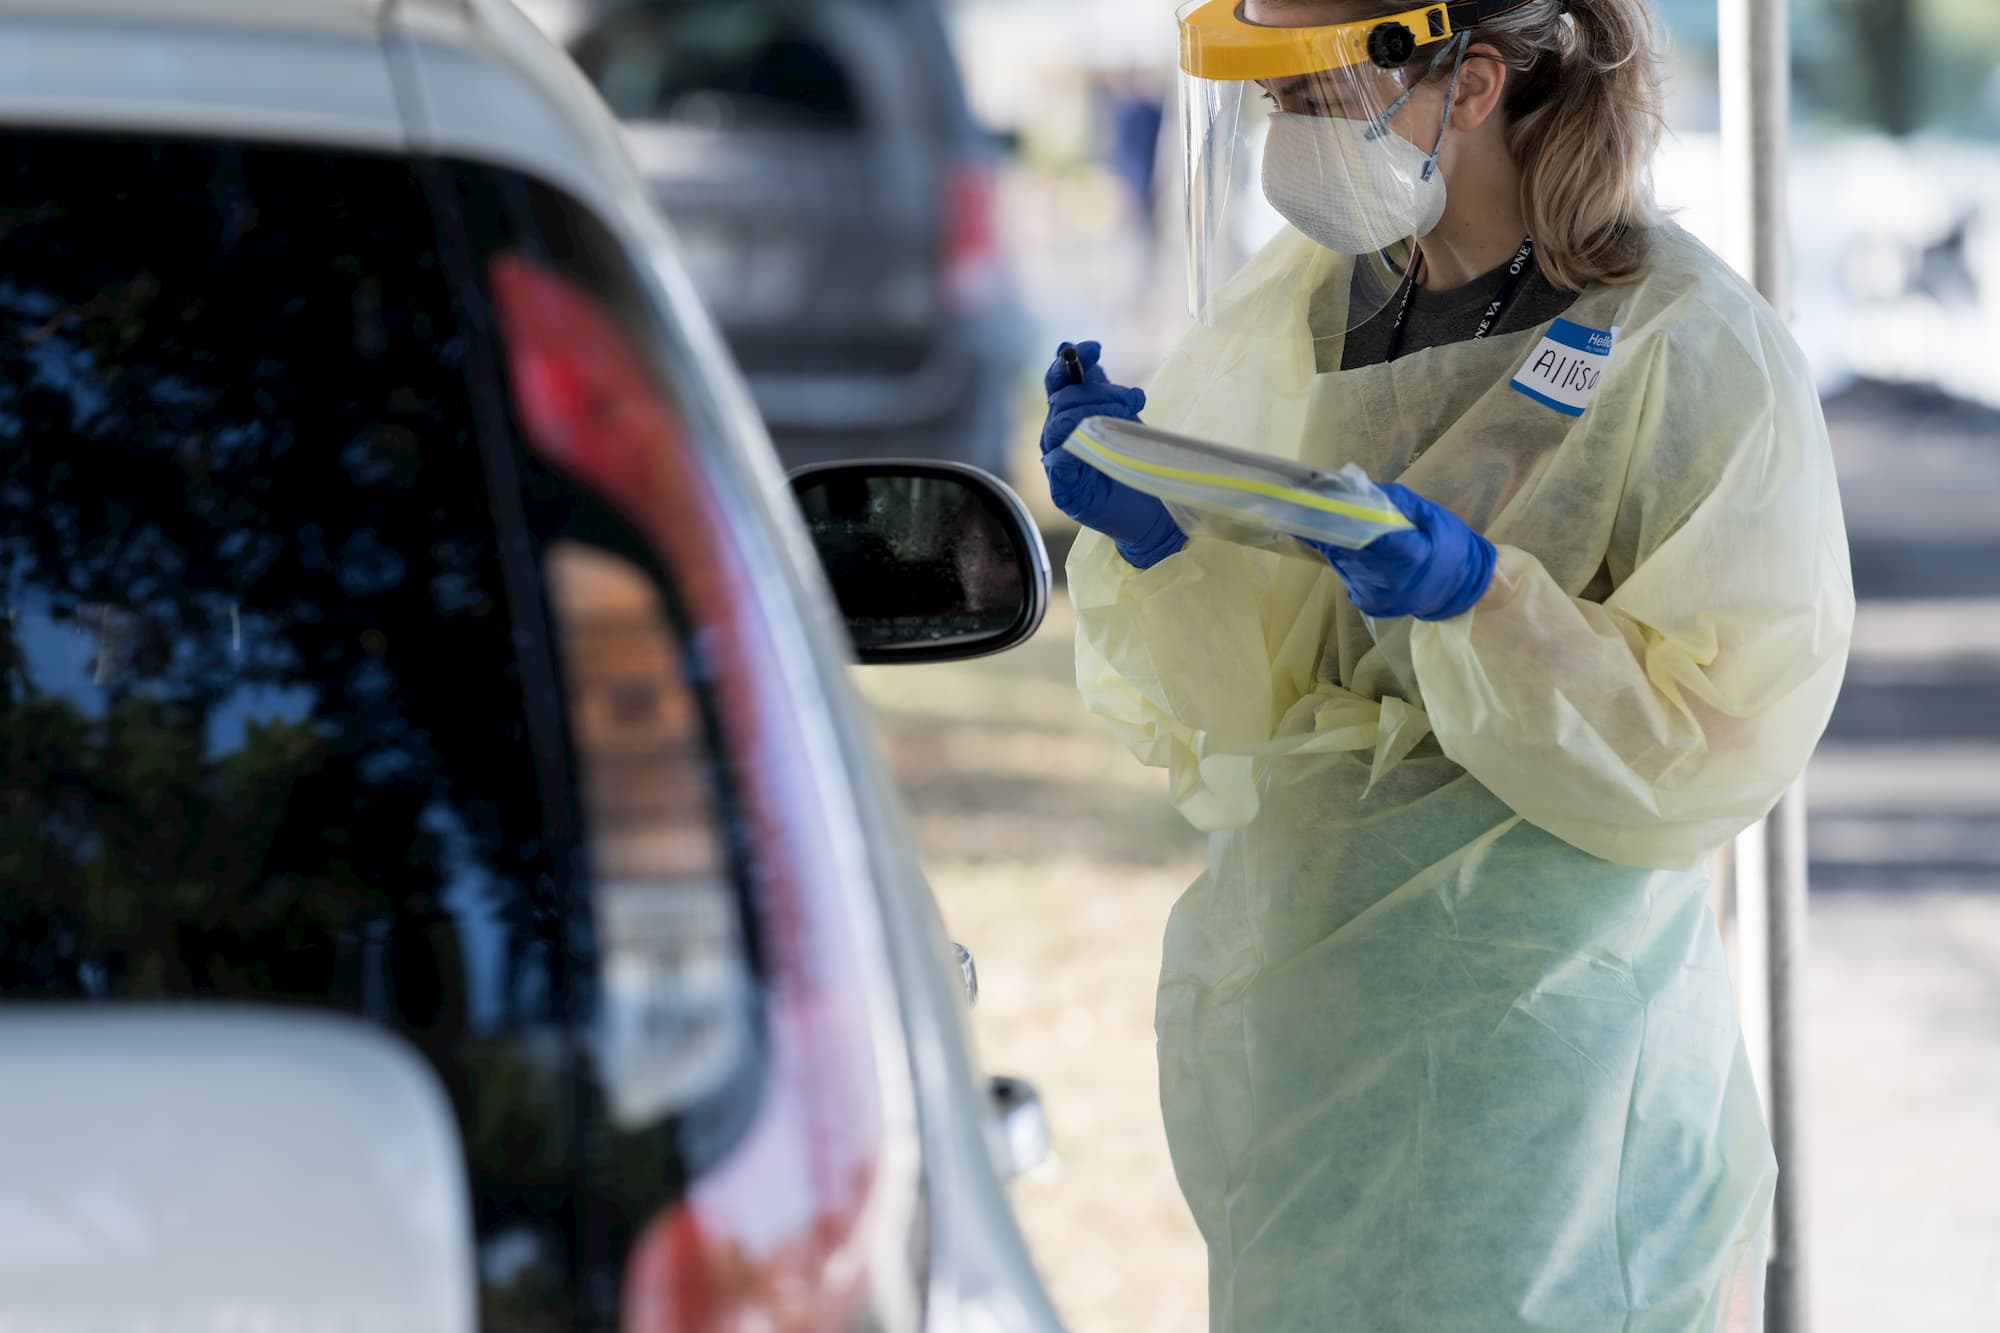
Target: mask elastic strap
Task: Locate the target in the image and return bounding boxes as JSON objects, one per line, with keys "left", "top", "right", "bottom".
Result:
{"left": 1420, "top": 34, "right": 1473, "bottom": 182}
{"left": 1368, "top": 34, "right": 1464, "bottom": 139}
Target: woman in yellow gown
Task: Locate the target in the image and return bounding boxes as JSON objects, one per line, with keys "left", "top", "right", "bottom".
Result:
{"left": 1038, "top": 2, "right": 1854, "bottom": 1328}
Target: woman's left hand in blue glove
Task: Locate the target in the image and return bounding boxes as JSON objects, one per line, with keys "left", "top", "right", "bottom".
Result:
{"left": 1310, "top": 483, "right": 1496, "bottom": 621}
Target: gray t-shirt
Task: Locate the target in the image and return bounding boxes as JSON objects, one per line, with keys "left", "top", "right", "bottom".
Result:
{"left": 1323, "top": 250, "right": 1579, "bottom": 373}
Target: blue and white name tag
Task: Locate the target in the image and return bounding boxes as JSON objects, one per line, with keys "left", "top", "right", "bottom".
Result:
{"left": 1511, "top": 318, "right": 1619, "bottom": 417}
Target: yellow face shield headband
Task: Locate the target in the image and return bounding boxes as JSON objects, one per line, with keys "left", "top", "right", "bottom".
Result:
{"left": 1178, "top": 0, "right": 1541, "bottom": 81}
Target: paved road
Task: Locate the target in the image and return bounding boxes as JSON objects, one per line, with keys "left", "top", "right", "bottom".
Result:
{"left": 1801, "top": 383, "right": 2000, "bottom": 1332}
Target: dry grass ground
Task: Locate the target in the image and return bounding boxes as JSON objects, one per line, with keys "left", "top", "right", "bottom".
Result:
{"left": 855, "top": 595, "right": 1211, "bottom": 1333}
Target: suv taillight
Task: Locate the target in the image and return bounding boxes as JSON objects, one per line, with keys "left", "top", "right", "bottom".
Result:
{"left": 942, "top": 161, "right": 1003, "bottom": 315}
{"left": 490, "top": 254, "right": 914, "bottom": 1333}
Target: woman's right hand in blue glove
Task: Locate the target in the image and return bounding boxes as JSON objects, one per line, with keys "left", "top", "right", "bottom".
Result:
{"left": 1040, "top": 341, "right": 1186, "bottom": 570}
{"left": 1308, "top": 483, "right": 1497, "bottom": 622}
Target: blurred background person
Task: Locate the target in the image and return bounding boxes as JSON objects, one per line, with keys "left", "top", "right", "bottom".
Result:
{"left": 1099, "top": 69, "right": 1170, "bottom": 288}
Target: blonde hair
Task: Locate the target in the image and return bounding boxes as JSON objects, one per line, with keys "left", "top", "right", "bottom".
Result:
{"left": 1487, "top": 0, "right": 1665, "bottom": 288}
{"left": 1342, "top": 0, "right": 1667, "bottom": 289}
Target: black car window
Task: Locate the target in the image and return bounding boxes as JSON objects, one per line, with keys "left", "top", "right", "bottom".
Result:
{"left": 0, "top": 133, "right": 765, "bottom": 1329}
{"left": 570, "top": 4, "right": 863, "bottom": 130}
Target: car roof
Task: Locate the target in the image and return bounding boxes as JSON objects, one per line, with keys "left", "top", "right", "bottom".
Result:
{"left": 0, "top": 0, "right": 452, "bottom": 30}
{"left": 0, "top": 0, "right": 632, "bottom": 199}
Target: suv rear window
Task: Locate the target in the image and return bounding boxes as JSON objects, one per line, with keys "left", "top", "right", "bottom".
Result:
{"left": 570, "top": 3, "right": 863, "bottom": 130}
{"left": 0, "top": 134, "right": 763, "bottom": 1328}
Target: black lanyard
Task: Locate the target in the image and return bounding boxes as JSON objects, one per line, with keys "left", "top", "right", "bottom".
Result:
{"left": 1382, "top": 235, "right": 1536, "bottom": 364}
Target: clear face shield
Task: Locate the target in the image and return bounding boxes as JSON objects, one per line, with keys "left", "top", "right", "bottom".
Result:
{"left": 1177, "top": 1, "right": 1518, "bottom": 342}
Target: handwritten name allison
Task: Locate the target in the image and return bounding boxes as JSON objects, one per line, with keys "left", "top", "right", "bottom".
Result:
{"left": 1525, "top": 346, "right": 1604, "bottom": 394}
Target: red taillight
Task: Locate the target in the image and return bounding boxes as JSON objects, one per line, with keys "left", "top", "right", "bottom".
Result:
{"left": 941, "top": 161, "right": 1002, "bottom": 314}
{"left": 489, "top": 255, "right": 898, "bottom": 1333}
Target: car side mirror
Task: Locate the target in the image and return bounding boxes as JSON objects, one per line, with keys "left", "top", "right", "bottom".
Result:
{"left": 790, "top": 461, "right": 1050, "bottom": 666}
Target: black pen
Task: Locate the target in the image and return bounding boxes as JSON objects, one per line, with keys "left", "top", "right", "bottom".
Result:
{"left": 1060, "top": 344, "right": 1086, "bottom": 388}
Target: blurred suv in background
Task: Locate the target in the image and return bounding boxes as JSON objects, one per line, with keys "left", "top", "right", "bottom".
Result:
{"left": 522, "top": 0, "right": 1023, "bottom": 477}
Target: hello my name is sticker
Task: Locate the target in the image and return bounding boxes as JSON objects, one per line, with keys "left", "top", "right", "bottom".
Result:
{"left": 1511, "top": 318, "right": 1620, "bottom": 417}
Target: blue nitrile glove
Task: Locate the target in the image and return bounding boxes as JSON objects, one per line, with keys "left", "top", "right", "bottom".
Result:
{"left": 1041, "top": 341, "right": 1186, "bottom": 570}
{"left": 1311, "top": 483, "right": 1496, "bottom": 621}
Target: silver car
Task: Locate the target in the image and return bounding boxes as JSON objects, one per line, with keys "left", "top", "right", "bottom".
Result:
{"left": 0, "top": 2, "right": 1061, "bottom": 1330}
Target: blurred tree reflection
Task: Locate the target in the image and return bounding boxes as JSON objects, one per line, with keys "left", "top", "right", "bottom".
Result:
{"left": 0, "top": 142, "right": 555, "bottom": 1019}
{"left": 1791, "top": 0, "right": 2000, "bottom": 136}
{"left": 1819, "top": 0, "right": 1919, "bottom": 134}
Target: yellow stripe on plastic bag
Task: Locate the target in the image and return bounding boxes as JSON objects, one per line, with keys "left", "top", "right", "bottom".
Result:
{"left": 1067, "top": 425, "right": 1414, "bottom": 531}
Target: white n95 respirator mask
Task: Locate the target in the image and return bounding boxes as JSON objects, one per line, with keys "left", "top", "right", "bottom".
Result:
{"left": 1259, "top": 112, "right": 1449, "bottom": 257}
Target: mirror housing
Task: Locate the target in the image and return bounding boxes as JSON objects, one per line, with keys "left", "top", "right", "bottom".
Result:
{"left": 954, "top": 942, "right": 978, "bottom": 1007}
{"left": 791, "top": 461, "right": 1051, "bottom": 666}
